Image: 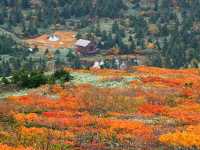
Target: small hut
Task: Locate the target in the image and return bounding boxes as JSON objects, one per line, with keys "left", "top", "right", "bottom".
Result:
{"left": 75, "top": 39, "right": 97, "bottom": 55}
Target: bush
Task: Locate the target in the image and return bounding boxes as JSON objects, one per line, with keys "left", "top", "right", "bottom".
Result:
{"left": 12, "top": 70, "right": 48, "bottom": 88}
{"left": 10, "top": 69, "right": 73, "bottom": 89}
{"left": 53, "top": 70, "right": 73, "bottom": 84}
{"left": 1, "top": 77, "right": 10, "bottom": 84}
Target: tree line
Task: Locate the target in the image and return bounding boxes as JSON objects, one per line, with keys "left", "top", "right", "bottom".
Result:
{"left": 1, "top": 0, "right": 200, "bottom": 68}
{"left": 0, "top": 0, "right": 126, "bottom": 36}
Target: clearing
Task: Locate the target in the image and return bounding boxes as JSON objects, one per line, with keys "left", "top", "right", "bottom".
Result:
{"left": 25, "top": 31, "right": 76, "bottom": 50}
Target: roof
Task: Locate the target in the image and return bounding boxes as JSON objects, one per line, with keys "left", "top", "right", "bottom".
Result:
{"left": 75, "top": 39, "right": 91, "bottom": 47}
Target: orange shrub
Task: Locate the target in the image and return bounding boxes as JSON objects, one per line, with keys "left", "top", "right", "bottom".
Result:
{"left": 98, "top": 119, "right": 153, "bottom": 140}
{"left": 19, "top": 126, "right": 74, "bottom": 140}
{"left": 141, "top": 76, "right": 185, "bottom": 87}
{"left": 159, "top": 131, "right": 200, "bottom": 148}
{"left": 134, "top": 66, "right": 200, "bottom": 76}
{"left": 14, "top": 113, "right": 39, "bottom": 123}
{"left": 0, "top": 144, "right": 34, "bottom": 150}
{"left": 138, "top": 104, "right": 167, "bottom": 116}
{"left": 75, "top": 85, "right": 144, "bottom": 114}
{"left": 159, "top": 125, "right": 200, "bottom": 148}
{"left": 165, "top": 108, "right": 200, "bottom": 124}
{"left": 8, "top": 95, "right": 79, "bottom": 111}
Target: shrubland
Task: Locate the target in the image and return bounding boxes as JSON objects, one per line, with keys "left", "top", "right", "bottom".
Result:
{"left": 0, "top": 66, "right": 200, "bottom": 149}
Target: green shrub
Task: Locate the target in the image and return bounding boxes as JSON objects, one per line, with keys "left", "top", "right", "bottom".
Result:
{"left": 12, "top": 70, "right": 48, "bottom": 88}
{"left": 10, "top": 69, "right": 73, "bottom": 89}
{"left": 1, "top": 77, "right": 10, "bottom": 84}
{"left": 53, "top": 70, "right": 73, "bottom": 83}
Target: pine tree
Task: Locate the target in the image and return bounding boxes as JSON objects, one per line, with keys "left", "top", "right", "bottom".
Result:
{"left": 21, "top": 0, "right": 31, "bottom": 9}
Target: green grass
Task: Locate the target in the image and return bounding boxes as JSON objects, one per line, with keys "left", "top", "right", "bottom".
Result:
{"left": 71, "top": 72, "right": 137, "bottom": 88}
{"left": 0, "top": 89, "right": 28, "bottom": 99}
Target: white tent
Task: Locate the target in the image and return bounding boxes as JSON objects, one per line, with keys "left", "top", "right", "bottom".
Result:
{"left": 48, "top": 35, "right": 60, "bottom": 42}
{"left": 100, "top": 60, "right": 105, "bottom": 66}
{"left": 92, "top": 61, "right": 101, "bottom": 69}
{"left": 120, "top": 61, "right": 127, "bottom": 70}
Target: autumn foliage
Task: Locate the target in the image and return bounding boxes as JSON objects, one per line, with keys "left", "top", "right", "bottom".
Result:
{"left": 1, "top": 66, "right": 200, "bottom": 149}
{"left": 0, "top": 144, "right": 33, "bottom": 150}
{"left": 159, "top": 125, "right": 200, "bottom": 148}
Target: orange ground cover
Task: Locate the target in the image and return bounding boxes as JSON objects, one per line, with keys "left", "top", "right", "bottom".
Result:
{"left": 134, "top": 66, "right": 200, "bottom": 76}
{"left": 2, "top": 67, "right": 200, "bottom": 149}
{"left": 25, "top": 31, "right": 76, "bottom": 50}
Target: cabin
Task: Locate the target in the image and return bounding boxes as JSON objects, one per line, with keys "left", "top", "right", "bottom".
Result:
{"left": 75, "top": 39, "right": 97, "bottom": 55}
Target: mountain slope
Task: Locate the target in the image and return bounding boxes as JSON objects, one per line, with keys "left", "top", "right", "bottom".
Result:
{"left": 0, "top": 27, "right": 24, "bottom": 45}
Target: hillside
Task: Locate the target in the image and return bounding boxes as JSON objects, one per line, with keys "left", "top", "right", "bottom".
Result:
{"left": 0, "top": 66, "right": 200, "bottom": 149}
{"left": 0, "top": 27, "right": 24, "bottom": 44}
{"left": 1, "top": 1, "right": 200, "bottom": 150}
{"left": 0, "top": 0, "right": 200, "bottom": 69}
